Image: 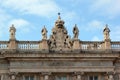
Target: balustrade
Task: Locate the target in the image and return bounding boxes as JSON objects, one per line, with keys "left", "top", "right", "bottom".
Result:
{"left": 0, "top": 40, "right": 120, "bottom": 51}
{"left": 81, "top": 41, "right": 103, "bottom": 50}
{"left": 18, "top": 41, "right": 39, "bottom": 50}
{"left": 111, "top": 42, "right": 120, "bottom": 50}
{"left": 0, "top": 41, "right": 8, "bottom": 49}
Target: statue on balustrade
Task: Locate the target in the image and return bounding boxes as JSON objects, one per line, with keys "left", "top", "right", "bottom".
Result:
{"left": 73, "top": 24, "right": 79, "bottom": 39}
{"left": 41, "top": 26, "right": 48, "bottom": 40}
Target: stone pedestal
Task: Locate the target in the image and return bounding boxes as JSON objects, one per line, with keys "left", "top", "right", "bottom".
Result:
{"left": 40, "top": 40, "right": 49, "bottom": 52}
{"left": 104, "top": 39, "right": 111, "bottom": 50}
{"left": 104, "top": 39, "right": 112, "bottom": 53}
{"left": 9, "top": 40, "right": 17, "bottom": 49}
{"left": 73, "top": 39, "right": 81, "bottom": 51}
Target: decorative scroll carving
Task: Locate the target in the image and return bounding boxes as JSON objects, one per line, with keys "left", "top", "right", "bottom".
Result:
{"left": 49, "top": 35, "right": 56, "bottom": 49}
{"left": 64, "top": 35, "right": 72, "bottom": 48}
{"left": 49, "top": 14, "right": 72, "bottom": 51}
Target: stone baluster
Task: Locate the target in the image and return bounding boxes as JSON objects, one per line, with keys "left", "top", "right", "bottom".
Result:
{"left": 1, "top": 74, "right": 4, "bottom": 80}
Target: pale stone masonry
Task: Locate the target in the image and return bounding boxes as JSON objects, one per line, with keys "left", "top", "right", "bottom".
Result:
{"left": 0, "top": 14, "right": 120, "bottom": 80}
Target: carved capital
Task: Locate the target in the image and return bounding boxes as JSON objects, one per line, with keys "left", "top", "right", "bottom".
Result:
{"left": 9, "top": 72, "right": 18, "bottom": 80}
{"left": 42, "top": 72, "right": 51, "bottom": 80}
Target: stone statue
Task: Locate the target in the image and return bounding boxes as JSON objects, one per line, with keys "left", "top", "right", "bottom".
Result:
{"left": 103, "top": 24, "right": 110, "bottom": 40}
{"left": 9, "top": 24, "right": 16, "bottom": 40}
{"left": 41, "top": 26, "right": 47, "bottom": 40}
{"left": 73, "top": 24, "right": 79, "bottom": 39}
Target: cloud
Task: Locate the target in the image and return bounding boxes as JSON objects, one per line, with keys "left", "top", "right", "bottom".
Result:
{"left": 0, "top": 8, "right": 12, "bottom": 39}
{"left": 85, "top": 20, "right": 104, "bottom": 31}
{"left": 1, "top": 0, "right": 60, "bottom": 18}
{"left": 0, "top": 8, "right": 33, "bottom": 40}
{"left": 90, "top": 0, "right": 120, "bottom": 18}
{"left": 8, "top": 19, "right": 33, "bottom": 33}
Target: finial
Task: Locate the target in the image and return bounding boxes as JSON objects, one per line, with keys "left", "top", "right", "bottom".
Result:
{"left": 58, "top": 12, "right": 60, "bottom": 15}
{"left": 58, "top": 12, "right": 61, "bottom": 20}
{"left": 12, "top": 24, "right": 14, "bottom": 27}
{"left": 43, "top": 25, "right": 46, "bottom": 28}
{"left": 75, "top": 24, "right": 77, "bottom": 27}
{"left": 103, "top": 24, "right": 110, "bottom": 32}
{"left": 105, "top": 24, "right": 108, "bottom": 28}
{"left": 10, "top": 24, "right": 16, "bottom": 32}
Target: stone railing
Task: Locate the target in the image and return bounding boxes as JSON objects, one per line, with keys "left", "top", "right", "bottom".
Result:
{"left": 0, "top": 41, "right": 8, "bottom": 49}
{"left": 0, "top": 40, "right": 120, "bottom": 52}
{"left": 18, "top": 41, "right": 40, "bottom": 50}
{"left": 111, "top": 41, "right": 120, "bottom": 50}
{"left": 81, "top": 41, "right": 104, "bottom": 50}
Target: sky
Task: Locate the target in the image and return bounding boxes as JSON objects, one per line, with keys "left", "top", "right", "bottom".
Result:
{"left": 0, "top": 0, "right": 120, "bottom": 41}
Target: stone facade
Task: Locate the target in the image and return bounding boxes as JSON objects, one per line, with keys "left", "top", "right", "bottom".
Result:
{"left": 0, "top": 14, "right": 120, "bottom": 80}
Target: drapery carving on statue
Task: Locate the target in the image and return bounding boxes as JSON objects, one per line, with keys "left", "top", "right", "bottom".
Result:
{"left": 41, "top": 26, "right": 47, "bottom": 40}
{"left": 49, "top": 35, "right": 56, "bottom": 49}
{"left": 73, "top": 25, "right": 79, "bottom": 39}
{"left": 64, "top": 35, "right": 72, "bottom": 48}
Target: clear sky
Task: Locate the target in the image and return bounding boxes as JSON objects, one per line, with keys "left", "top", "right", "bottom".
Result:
{"left": 0, "top": 0, "right": 120, "bottom": 41}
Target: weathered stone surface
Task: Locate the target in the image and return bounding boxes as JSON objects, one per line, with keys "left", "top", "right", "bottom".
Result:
{"left": 0, "top": 14, "right": 120, "bottom": 80}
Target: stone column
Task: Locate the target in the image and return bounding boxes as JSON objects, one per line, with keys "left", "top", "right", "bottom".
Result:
{"left": 1, "top": 74, "right": 4, "bottom": 80}
{"left": 118, "top": 74, "right": 120, "bottom": 80}
{"left": 42, "top": 72, "right": 51, "bottom": 80}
